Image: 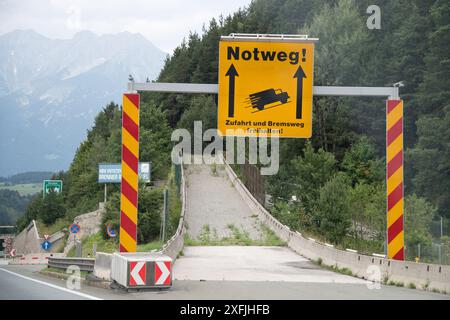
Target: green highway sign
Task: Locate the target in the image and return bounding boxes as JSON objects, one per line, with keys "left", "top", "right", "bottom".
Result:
{"left": 43, "top": 180, "right": 63, "bottom": 197}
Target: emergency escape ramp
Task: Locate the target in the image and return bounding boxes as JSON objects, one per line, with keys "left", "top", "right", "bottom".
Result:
{"left": 127, "top": 32, "right": 403, "bottom": 262}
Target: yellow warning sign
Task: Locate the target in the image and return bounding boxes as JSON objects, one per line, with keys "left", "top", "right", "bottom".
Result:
{"left": 218, "top": 38, "right": 315, "bottom": 138}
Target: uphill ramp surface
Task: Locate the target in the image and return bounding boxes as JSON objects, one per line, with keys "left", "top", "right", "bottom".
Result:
{"left": 174, "top": 163, "right": 366, "bottom": 285}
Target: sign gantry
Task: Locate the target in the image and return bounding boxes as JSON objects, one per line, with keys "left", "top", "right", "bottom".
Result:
{"left": 123, "top": 33, "right": 404, "bottom": 260}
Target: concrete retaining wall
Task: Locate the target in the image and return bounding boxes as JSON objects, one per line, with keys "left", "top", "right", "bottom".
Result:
{"left": 12, "top": 220, "right": 41, "bottom": 255}
{"left": 63, "top": 204, "right": 105, "bottom": 255}
{"left": 13, "top": 204, "right": 105, "bottom": 257}
{"left": 223, "top": 159, "right": 450, "bottom": 293}
{"left": 47, "top": 230, "right": 66, "bottom": 253}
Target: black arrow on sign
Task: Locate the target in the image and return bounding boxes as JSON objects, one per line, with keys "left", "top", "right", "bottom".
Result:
{"left": 293, "top": 65, "right": 307, "bottom": 119}
{"left": 226, "top": 64, "right": 239, "bottom": 118}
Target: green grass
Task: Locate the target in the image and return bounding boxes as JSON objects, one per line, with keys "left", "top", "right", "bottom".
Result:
{"left": 137, "top": 240, "right": 163, "bottom": 252}
{"left": 52, "top": 233, "right": 68, "bottom": 253}
{"left": 184, "top": 224, "right": 286, "bottom": 246}
{"left": 210, "top": 163, "right": 218, "bottom": 176}
{"left": 66, "top": 231, "right": 164, "bottom": 257}
{"left": 67, "top": 231, "right": 118, "bottom": 257}
{"left": 36, "top": 218, "right": 71, "bottom": 236}
{"left": 43, "top": 266, "right": 90, "bottom": 278}
{"left": 257, "top": 224, "right": 287, "bottom": 246}
{"left": 388, "top": 280, "right": 405, "bottom": 287}
{"left": 0, "top": 183, "right": 41, "bottom": 196}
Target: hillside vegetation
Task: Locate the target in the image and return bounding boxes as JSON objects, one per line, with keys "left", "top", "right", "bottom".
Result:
{"left": 0, "top": 190, "right": 32, "bottom": 225}
{"left": 0, "top": 172, "right": 53, "bottom": 184}
{"left": 0, "top": 172, "right": 52, "bottom": 224}
{"left": 17, "top": 102, "right": 178, "bottom": 247}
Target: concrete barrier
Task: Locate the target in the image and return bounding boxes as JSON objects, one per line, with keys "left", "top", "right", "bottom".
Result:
{"left": 111, "top": 252, "right": 172, "bottom": 288}
{"left": 161, "top": 161, "right": 187, "bottom": 261}
{"left": 63, "top": 204, "right": 105, "bottom": 255}
{"left": 93, "top": 252, "right": 113, "bottom": 280}
{"left": 13, "top": 204, "right": 104, "bottom": 257}
{"left": 222, "top": 158, "right": 450, "bottom": 293}
{"left": 12, "top": 220, "right": 41, "bottom": 255}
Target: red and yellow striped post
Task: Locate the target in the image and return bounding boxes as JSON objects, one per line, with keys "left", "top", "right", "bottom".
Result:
{"left": 120, "top": 93, "right": 140, "bottom": 253}
{"left": 386, "top": 99, "right": 404, "bottom": 260}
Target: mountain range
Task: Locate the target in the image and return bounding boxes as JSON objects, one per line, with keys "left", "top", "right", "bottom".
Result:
{"left": 0, "top": 30, "right": 167, "bottom": 176}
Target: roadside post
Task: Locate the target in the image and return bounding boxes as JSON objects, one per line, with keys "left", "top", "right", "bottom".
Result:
{"left": 75, "top": 240, "right": 82, "bottom": 257}
{"left": 160, "top": 188, "right": 169, "bottom": 243}
{"left": 119, "top": 94, "right": 140, "bottom": 253}
{"left": 386, "top": 99, "right": 405, "bottom": 260}
{"left": 69, "top": 222, "right": 81, "bottom": 256}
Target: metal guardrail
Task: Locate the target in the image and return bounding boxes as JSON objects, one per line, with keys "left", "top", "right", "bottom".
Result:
{"left": 48, "top": 257, "right": 95, "bottom": 272}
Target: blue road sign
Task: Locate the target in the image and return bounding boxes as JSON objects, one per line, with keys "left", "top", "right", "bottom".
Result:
{"left": 70, "top": 223, "right": 80, "bottom": 234}
{"left": 107, "top": 225, "right": 116, "bottom": 238}
{"left": 41, "top": 240, "right": 52, "bottom": 251}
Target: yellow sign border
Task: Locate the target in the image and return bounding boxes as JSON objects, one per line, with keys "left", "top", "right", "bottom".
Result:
{"left": 218, "top": 38, "right": 315, "bottom": 138}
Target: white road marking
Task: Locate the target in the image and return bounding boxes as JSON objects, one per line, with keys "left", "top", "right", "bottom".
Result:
{"left": 0, "top": 267, "right": 102, "bottom": 300}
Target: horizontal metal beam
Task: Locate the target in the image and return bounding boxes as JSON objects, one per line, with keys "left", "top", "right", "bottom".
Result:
{"left": 313, "top": 86, "right": 399, "bottom": 99}
{"left": 222, "top": 33, "right": 319, "bottom": 43}
{"left": 129, "top": 82, "right": 399, "bottom": 99}
{"left": 130, "top": 82, "right": 218, "bottom": 94}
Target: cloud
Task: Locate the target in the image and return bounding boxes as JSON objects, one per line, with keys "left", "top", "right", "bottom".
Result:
{"left": 0, "top": 0, "right": 252, "bottom": 52}
{"left": 65, "top": 5, "right": 82, "bottom": 30}
{"left": 45, "top": 153, "right": 60, "bottom": 161}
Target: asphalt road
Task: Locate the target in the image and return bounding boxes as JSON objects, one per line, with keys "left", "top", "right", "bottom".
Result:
{"left": 0, "top": 266, "right": 101, "bottom": 300}
{"left": 1, "top": 265, "right": 449, "bottom": 300}
{"left": 1, "top": 165, "right": 448, "bottom": 300}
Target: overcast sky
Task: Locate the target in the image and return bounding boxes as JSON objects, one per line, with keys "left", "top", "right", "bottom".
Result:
{"left": 0, "top": 0, "right": 253, "bottom": 53}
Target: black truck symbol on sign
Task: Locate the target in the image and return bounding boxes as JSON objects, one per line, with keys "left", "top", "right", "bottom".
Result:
{"left": 247, "top": 88, "right": 290, "bottom": 111}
